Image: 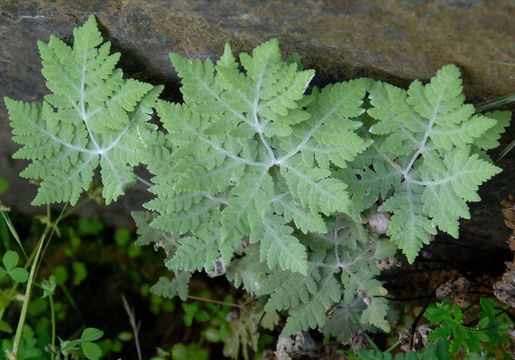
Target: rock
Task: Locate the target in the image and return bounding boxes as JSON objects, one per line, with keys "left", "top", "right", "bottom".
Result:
{"left": 0, "top": 0, "right": 513, "bottom": 238}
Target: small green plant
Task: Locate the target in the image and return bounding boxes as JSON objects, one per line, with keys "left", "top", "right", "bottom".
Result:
{"left": 343, "top": 297, "right": 512, "bottom": 360}
{"left": 2, "top": 14, "right": 512, "bottom": 359}
{"left": 46, "top": 328, "right": 104, "bottom": 360}
{"left": 0, "top": 206, "right": 108, "bottom": 359}
{"left": 0, "top": 251, "right": 29, "bottom": 284}
{"left": 424, "top": 298, "right": 511, "bottom": 357}
{"left": 346, "top": 338, "right": 450, "bottom": 360}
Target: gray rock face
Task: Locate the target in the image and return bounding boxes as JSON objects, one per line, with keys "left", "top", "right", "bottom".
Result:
{"left": 0, "top": 1, "right": 513, "bottom": 242}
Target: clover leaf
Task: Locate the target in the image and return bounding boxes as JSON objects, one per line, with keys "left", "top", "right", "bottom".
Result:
{"left": 0, "top": 251, "right": 28, "bottom": 283}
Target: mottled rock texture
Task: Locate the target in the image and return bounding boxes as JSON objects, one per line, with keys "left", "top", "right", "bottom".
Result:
{"left": 0, "top": 1, "right": 513, "bottom": 250}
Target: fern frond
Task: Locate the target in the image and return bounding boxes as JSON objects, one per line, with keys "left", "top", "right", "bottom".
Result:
{"left": 420, "top": 148, "right": 501, "bottom": 237}
{"left": 473, "top": 111, "right": 511, "bottom": 151}
{"left": 5, "top": 15, "right": 162, "bottom": 205}
{"left": 355, "top": 65, "right": 508, "bottom": 263}
{"left": 148, "top": 38, "right": 371, "bottom": 275}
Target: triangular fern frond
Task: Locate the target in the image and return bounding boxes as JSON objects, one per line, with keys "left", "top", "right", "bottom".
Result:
{"left": 5, "top": 15, "right": 162, "bottom": 205}
{"left": 343, "top": 64, "right": 508, "bottom": 263}
{"left": 147, "top": 38, "right": 371, "bottom": 275}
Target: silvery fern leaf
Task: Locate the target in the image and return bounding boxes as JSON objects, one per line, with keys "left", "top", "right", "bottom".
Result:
{"left": 144, "top": 39, "right": 372, "bottom": 274}
{"left": 4, "top": 15, "right": 162, "bottom": 205}
{"left": 344, "top": 65, "right": 507, "bottom": 262}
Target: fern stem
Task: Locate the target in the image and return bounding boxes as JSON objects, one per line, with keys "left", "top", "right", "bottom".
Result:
{"left": 402, "top": 98, "right": 442, "bottom": 177}
{"left": 187, "top": 295, "right": 243, "bottom": 308}
{"left": 137, "top": 175, "right": 152, "bottom": 187}
{"left": 475, "top": 93, "right": 515, "bottom": 112}
{"left": 254, "top": 111, "right": 277, "bottom": 164}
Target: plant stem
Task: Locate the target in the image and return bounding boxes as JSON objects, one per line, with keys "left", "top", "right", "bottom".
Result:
{"left": 121, "top": 295, "right": 143, "bottom": 360}
{"left": 385, "top": 340, "right": 401, "bottom": 353}
{"left": 12, "top": 230, "right": 47, "bottom": 357}
{"left": 12, "top": 204, "right": 66, "bottom": 357}
{"left": 348, "top": 307, "right": 380, "bottom": 353}
{"left": 187, "top": 295, "right": 243, "bottom": 308}
{"left": 475, "top": 93, "right": 515, "bottom": 112}
{"left": 49, "top": 294, "right": 56, "bottom": 360}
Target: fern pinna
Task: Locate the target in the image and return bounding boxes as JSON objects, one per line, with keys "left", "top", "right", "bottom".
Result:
{"left": 4, "top": 15, "right": 509, "bottom": 342}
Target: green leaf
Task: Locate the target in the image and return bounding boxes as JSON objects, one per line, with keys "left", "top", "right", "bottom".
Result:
{"left": 114, "top": 228, "right": 131, "bottom": 247}
{"left": 117, "top": 331, "right": 134, "bottom": 341}
{"left": 473, "top": 110, "right": 511, "bottom": 150}
{"left": 226, "top": 245, "right": 269, "bottom": 296}
{"left": 2, "top": 250, "right": 19, "bottom": 270}
{"left": 282, "top": 270, "right": 342, "bottom": 335}
{"left": 420, "top": 148, "right": 501, "bottom": 237}
{"left": 425, "top": 300, "right": 482, "bottom": 354}
{"left": 8, "top": 267, "right": 29, "bottom": 283}
{"left": 72, "top": 261, "right": 88, "bottom": 285}
{"left": 132, "top": 211, "right": 178, "bottom": 253}
{"left": 0, "top": 320, "right": 12, "bottom": 333}
{"left": 81, "top": 327, "right": 104, "bottom": 342}
{"left": 281, "top": 155, "right": 351, "bottom": 216}
{"left": 81, "top": 341, "right": 102, "bottom": 360}
{"left": 166, "top": 226, "right": 220, "bottom": 272}
{"left": 171, "top": 343, "right": 208, "bottom": 360}
{"left": 251, "top": 214, "right": 308, "bottom": 275}
{"left": 146, "top": 37, "right": 369, "bottom": 280}
{"left": 53, "top": 264, "right": 69, "bottom": 285}
{"left": 379, "top": 182, "right": 437, "bottom": 263}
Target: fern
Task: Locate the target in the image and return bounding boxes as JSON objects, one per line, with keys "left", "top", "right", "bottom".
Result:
{"left": 227, "top": 216, "right": 395, "bottom": 335}
{"left": 5, "top": 16, "right": 511, "bottom": 347}
{"left": 4, "top": 15, "right": 162, "bottom": 205}
{"left": 343, "top": 66, "right": 508, "bottom": 262}
{"left": 142, "top": 39, "right": 371, "bottom": 276}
